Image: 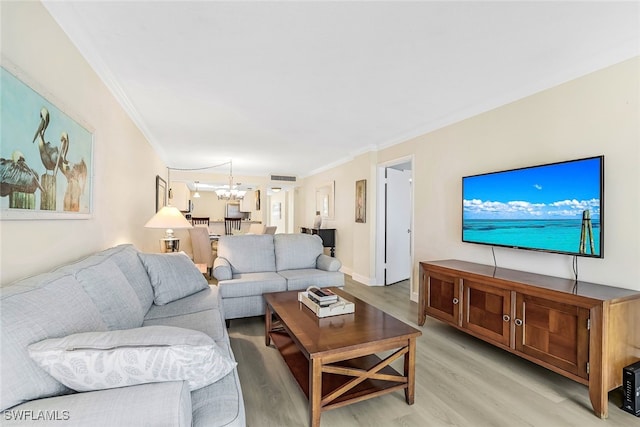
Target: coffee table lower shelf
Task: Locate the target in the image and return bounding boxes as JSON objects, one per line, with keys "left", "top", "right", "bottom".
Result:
{"left": 269, "top": 330, "right": 408, "bottom": 411}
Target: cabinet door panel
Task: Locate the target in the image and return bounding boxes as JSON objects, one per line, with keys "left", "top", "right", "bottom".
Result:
{"left": 515, "top": 294, "right": 589, "bottom": 379}
{"left": 426, "top": 272, "right": 460, "bottom": 325}
{"left": 463, "top": 280, "right": 511, "bottom": 346}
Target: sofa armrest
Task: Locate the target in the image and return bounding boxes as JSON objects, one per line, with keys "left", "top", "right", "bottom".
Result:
{"left": 316, "top": 254, "right": 342, "bottom": 272}
{"left": 2, "top": 381, "right": 191, "bottom": 427}
{"left": 213, "top": 257, "right": 232, "bottom": 281}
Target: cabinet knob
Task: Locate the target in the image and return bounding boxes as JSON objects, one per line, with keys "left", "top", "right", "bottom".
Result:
{"left": 452, "top": 298, "right": 459, "bottom": 305}
{"left": 514, "top": 318, "right": 523, "bottom": 326}
{"left": 503, "top": 314, "right": 510, "bottom": 322}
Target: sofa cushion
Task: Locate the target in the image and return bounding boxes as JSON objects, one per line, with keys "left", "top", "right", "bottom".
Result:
{"left": 218, "top": 272, "right": 286, "bottom": 298}
{"left": 73, "top": 258, "right": 145, "bottom": 330}
{"left": 3, "top": 381, "right": 192, "bottom": 427}
{"left": 97, "top": 244, "right": 156, "bottom": 313}
{"left": 217, "top": 235, "right": 276, "bottom": 274}
{"left": 278, "top": 269, "right": 345, "bottom": 291}
{"left": 28, "top": 326, "right": 236, "bottom": 392}
{"left": 144, "top": 309, "right": 227, "bottom": 342}
{"left": 0, "top": 273, "right": 108, "bottom": 411}
{"left": 138, "top": 252, "right": 208, "bottom": 305}
{"left": 144, "top": 286, "right": 220, "bottom": 321}
{"left": 274, "top": 234, "right": 323, "bottom": 271}
{"left": 54, "top": 244, "right": 155, "bottom": 315}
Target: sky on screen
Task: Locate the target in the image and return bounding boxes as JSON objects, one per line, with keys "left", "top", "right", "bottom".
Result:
{"left": 463, "top": 158, "right": 601, "bottom": 220}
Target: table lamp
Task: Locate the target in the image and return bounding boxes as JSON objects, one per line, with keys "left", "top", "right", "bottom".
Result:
{"left": 144, "top": 205, "right": 193, "bottom": 252}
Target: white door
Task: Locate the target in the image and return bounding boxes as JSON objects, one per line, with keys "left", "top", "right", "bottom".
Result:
{"left": 385, "top": 168, "right": 411, "bottom": 285}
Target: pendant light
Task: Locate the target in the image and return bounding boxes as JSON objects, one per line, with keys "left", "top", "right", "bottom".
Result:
{"left": 193, "top": 181, "right": 201, "bottom": 198}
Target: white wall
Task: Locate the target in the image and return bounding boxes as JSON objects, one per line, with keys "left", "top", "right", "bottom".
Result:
{"left": 300, "top": 57, "right": 640, "bottom": 293}
{"left": 190, "top": 191, "right": 227, "bottom": 221}
{"left": 296, "top": 151, "right": 377, "bottom": 279}
{"left": 0, "top": 1, "right": 165, "bottom": 284}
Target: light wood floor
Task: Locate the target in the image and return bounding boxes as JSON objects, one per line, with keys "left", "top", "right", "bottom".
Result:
{"left": 227, "top": 277, "right": 634, "bottom": 426}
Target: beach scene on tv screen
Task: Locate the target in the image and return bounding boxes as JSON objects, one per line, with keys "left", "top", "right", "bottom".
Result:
{"left": 463, "top": 158, "right": 601, "bottom": 256}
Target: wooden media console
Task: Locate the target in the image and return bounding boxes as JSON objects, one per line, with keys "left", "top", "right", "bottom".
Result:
{"left": 418, "top": 259, "right": 640, "bottom": 418}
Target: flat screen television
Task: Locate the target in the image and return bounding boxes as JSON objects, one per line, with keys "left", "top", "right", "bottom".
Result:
{"left": 462, "top": 156, "right": 603, "bottom": 258}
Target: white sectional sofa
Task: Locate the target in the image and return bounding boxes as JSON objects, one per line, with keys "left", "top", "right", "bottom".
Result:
{"left": 0, "top": 244, "right": 245, "bottom": 427}
{"left": 213, "top": 233, "right": 344, "bottom": 320}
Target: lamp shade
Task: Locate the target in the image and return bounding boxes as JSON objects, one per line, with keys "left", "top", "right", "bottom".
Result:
{"left": 144, "top": 206, "right": 193, "bottom": 231}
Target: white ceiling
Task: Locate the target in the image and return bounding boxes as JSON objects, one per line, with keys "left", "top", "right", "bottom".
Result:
{"left": 43, "top": 1, "right": 639, "bottom": 178}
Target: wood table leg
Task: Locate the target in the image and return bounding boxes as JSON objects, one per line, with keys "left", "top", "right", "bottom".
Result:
{"left": 588, "top": 306, "right": 607, "bottom": 418}
{"left": 404, "top": 337, "right": 416, "bottom": 405}
{"left": 309, "top": 357, "right": 322, "bottom": 427}
{"left": 418, "top": 266, "right": 427, "bottom": 326}
{"left": 589, "top": 382, "right": 608, "bottom": 419}
{"left": 265, "top": 304, "right": 272, "bottom": 347}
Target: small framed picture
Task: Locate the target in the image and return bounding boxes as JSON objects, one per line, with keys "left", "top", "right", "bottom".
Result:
{"left": 155, "top": 175, "right": 167, "bottom": 212}
{"left": 355, "top": 179, "right": 366, "bottom": 223}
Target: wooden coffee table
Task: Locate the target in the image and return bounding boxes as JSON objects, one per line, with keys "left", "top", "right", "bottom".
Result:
{"left": 264, "top": 288, "right": 422, "bottom": 427}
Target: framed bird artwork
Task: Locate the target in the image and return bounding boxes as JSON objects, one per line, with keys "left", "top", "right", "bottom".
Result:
{"left": 0, "top": 64, "right": 94, "bottom": 220}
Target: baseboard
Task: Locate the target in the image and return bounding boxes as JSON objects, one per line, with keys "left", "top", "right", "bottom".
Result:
{"left": 339, "top": 266, "right": 353, "bottom": 276}
{"left": 351, "top": 273, "right": 384, "bottom": 287}
{"left": 340, "top": 266, "right": 384, "bottom": 287}
{"left": 411, "top": 291, "right": 419, "bottom": 303}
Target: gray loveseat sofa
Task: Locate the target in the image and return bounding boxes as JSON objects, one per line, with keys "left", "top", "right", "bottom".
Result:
{"left": 213, "top": 233, "right": 344, "bottom": 320}
{"left": 0, "top": 244, "right": 245, "bottom": 427}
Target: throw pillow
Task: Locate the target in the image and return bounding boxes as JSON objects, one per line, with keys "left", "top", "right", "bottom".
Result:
{"left": 138, "top": 251, "right": 209, "bottom": 305}
{"left": 28, "top": 326, "right": 236, "bottom": 392}
{"left": 73, "top": 258, "right": 145, "bottom": 330}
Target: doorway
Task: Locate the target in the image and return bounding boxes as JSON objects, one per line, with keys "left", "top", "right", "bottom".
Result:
{"left": 376, "top": 157, "right": 413, "bottom": 293}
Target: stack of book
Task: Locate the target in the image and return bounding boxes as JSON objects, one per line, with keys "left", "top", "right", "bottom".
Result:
{"left": 306, "top": 287, "right": 338, "bottom": 306}
{"left": 298, "top": 287, "right": 355, "bottom": 318}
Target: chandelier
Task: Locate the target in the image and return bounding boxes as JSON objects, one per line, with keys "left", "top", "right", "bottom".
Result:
{"left": 215, "top": 160, "right": 246, "bottom": 200}
{"left": 193, "top": 181, "right": 201, "bottom": 198}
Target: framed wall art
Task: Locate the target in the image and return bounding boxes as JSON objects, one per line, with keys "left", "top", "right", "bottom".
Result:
{"left": 355, "top": 179, "right": 366, "bottom": 223}
{"left": 156, "top": 175, "right": 167, "bottom": 212}
{"left": 0, "top": 65, "right": 94, "bottom": 220}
